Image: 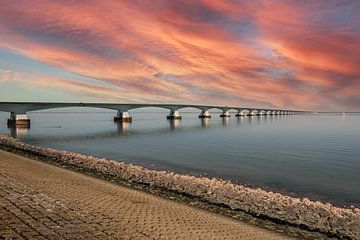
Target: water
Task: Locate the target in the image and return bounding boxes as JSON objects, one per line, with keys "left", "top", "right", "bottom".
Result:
{"left": 1, "top": 108, "right": 359, "bottom": 206}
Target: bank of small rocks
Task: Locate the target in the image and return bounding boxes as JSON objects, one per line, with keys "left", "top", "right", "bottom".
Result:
{"left": 0, "top": 135, "right": 359, "bottom": 239}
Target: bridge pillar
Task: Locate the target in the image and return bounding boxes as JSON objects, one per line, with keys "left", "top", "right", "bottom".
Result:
{"left": 167, "top": 109, "right": 182, "bottom": 119}
{"left": 235, "top": 111, "right": 246, "bottom": 117}
{"left": 256, "top": 110, "right": 265, "bottom": 116}
{"left": 199, "top": 110, "right": 211, "bottom": 118}
{"left": 266, "top": 110, "right": 272, "bottom": 115}
{"left": 114, "top": 110, "right": 132, "bottom": 122}
{"left": 7, "top": 112, "right": 30, "bottom": 127}
{"left": 248, "top": 110, "right": 257, "bottom": 116}
{"left": 220, "top": 110, "right": 230, "bottom": 117}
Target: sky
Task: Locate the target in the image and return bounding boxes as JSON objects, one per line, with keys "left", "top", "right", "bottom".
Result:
{"left": 0, "top": 0, "right": 359, "bottom": 111}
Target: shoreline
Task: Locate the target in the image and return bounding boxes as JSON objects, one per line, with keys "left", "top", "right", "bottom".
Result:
{"left": 0, "top": 135, "right": 359, "bottom": 240}
{"left": 139, "top": 160, "right": 359, "bottom": 209}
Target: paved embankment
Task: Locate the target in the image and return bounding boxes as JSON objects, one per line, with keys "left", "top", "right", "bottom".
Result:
{"left": 0, "top": 149, "right": 295, "bottom": 240}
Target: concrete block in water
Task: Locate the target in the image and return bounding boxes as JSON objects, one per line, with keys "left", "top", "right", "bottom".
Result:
{"left": 220, "top": 111, "right": 231, "bottom": 117}
{"left": 7, "top": 114, "right": 30, "bottom": 127}
{"left": 167, "top": 110, "right": 182, "bottom": 119}
{"left": 199, "top": 110, "right": 211, "bottom": 118}
{"left": 114, "top": 111, "right": 132, "bottom": 122}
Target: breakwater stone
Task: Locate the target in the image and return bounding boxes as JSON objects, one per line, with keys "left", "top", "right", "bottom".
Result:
{"left": 0, "top": 135, "right": 359, "bottom": 239}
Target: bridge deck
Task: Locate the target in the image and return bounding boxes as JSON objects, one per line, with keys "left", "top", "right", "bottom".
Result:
{"left": 0, "top": 102, "right": 298, "bottom": 114}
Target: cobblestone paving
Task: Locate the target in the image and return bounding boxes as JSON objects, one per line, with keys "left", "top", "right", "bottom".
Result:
{"left": 0, "top": 150, "right": 295, "bottom": 240}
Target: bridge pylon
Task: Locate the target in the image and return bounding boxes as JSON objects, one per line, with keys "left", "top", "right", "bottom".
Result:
{"left": 114, "top": 110, "right": 132, "bottom": 122}
{"left": 220, "top": 110, "right": 231, "bottom": 117}
{"left": 235, "top": 111, "right": 246, "bottom": 117}
{"left": 7, "top": 112, "right": 30, "bottom": 127}
{"left": 199, "top": 110, "right": 211, "bottom": 118}
{"left": 167, "top": 110, "right": 182, "bottom": 120}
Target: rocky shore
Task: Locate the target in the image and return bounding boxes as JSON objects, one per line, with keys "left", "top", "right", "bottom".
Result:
{"left": 0, "top": 135, "right": 359, "bottom": 240}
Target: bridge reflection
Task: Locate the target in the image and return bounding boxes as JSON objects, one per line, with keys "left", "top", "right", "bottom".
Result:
{"left": 115, "top": 121, "right": 131, "bottom": 134}
{"left": 168, "top": 119, "right": 181, "bottom": 130}
{"left": 201, "top": 118, "right": 210, "bottom": 128}
{"left": 9, "top": 125, "right": 30, "bottom": 138}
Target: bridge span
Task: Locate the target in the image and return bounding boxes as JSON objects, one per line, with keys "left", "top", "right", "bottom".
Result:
{"left": 0, "top": 102, "right": 304, "bottom": 127}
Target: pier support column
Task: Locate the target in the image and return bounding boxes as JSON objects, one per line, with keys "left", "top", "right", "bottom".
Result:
{"left": 220, "top": 110, "right": 230, "bottom": 117}
{"left": 248, "top": 110, "right": 257, "bottom": 116}
{"left": 114, "top": 110, "right": 132, "bottom": 122}
{"left": 199, "top": 110, "right": 211, "bottom": 118}
{"left": 7, "top": 112, "right": 30, "bottom": 127}
{"left": 167, "top": 109, "right": 182, "bottom": 119}
{"left": 235, "top": 111, "right": 246, "bottom": 117}
{"left": 256, "top": 110, "right": 265, "bottom": 116}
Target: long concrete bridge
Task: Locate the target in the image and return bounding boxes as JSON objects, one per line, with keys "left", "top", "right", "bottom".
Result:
{"left": 0, "top": 102, "right": 304, "bottom": 126}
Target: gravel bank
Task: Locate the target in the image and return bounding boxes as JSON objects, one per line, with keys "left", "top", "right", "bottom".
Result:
{"left": 0, "top": 135, "right": 359, "bottom": 239}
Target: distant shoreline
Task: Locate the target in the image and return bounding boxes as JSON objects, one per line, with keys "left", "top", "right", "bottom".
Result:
{"left": 0, "top": 135, "right": 359, "bottom": 240}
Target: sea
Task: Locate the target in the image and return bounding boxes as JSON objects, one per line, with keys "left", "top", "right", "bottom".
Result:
{"left": 1, "top": 108, "right": 359, "bottom": 207}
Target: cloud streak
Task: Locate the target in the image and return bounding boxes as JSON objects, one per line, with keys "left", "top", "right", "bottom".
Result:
{"left": 0, "top": 0, "right": 359, "bottom": 111}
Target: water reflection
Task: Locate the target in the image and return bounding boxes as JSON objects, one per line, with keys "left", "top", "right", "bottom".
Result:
{"left": 201, "top": 118, "right": 210, "bottom": 128}
{"left": 168, "top": 119, "right": 181, "bottom": 130}
{"left": 236, "top": 116, "right": 244, "bottom": 125}
{"left": 9, "top": 125, "right": 30, "bottom": 138}
{"left": 115, "top": 121, "right": 131, "bottom": 134}
{"left": 221, "top": 117, "right": 230, "bottom": 127}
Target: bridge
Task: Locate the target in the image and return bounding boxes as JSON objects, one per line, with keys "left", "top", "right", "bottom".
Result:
{"left": 0, "top": 102, "right": 305, "bottom": 127}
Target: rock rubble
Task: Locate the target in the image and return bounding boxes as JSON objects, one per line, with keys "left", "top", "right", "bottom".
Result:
{"left": 0, "top": 135, "right": 359, "bottom": 239}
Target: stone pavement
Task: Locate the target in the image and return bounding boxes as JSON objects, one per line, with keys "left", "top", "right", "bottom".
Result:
{"left": 0, "top": 150, "right": 295, "bottom": 240}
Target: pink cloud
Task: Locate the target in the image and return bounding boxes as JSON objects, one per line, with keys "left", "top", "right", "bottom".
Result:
{"left": 0, "top": 0, "right": 359, "bottom": 111}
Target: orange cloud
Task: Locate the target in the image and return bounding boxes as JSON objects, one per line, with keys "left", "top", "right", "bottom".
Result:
{"left": 0, "top": 0, "right": 359, "bottom": 111}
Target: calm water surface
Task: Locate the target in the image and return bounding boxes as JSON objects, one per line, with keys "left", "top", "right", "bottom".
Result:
{"left": 1, "top": 108, "right": 359, "bottom": 206}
